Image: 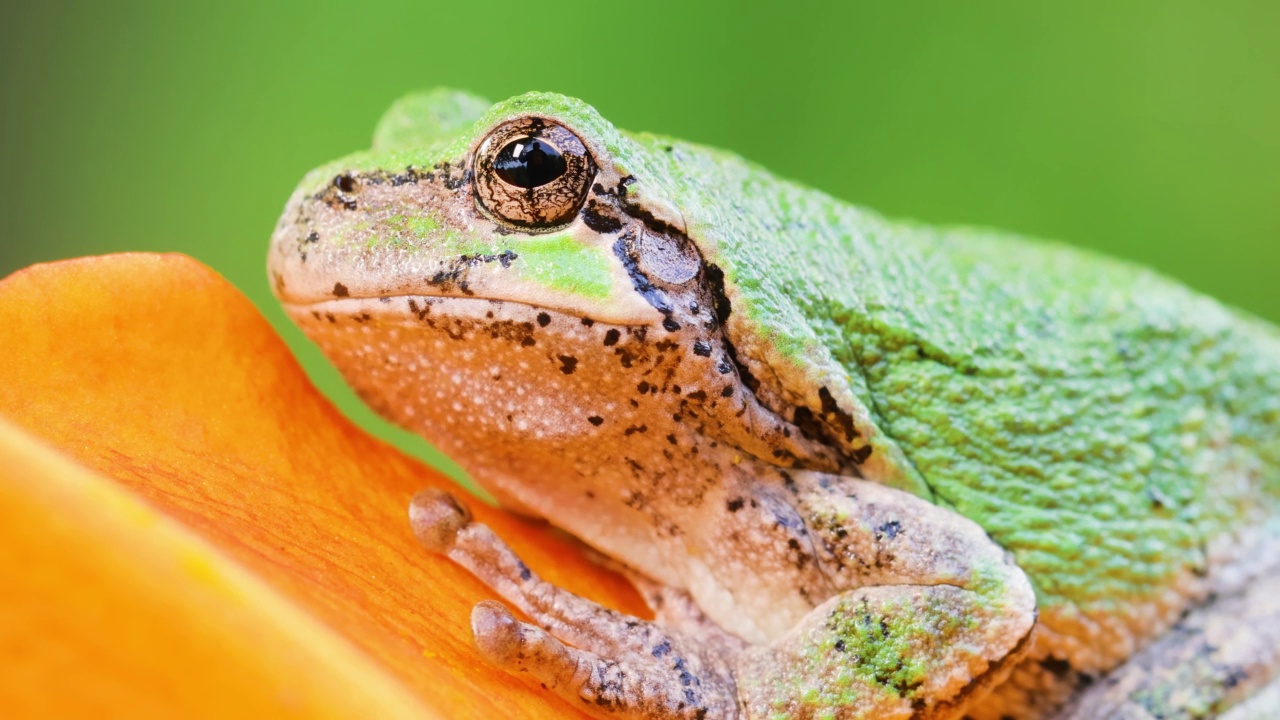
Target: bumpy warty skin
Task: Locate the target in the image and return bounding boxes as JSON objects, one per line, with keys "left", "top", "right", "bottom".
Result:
{"left": 572, "top": 97, "right": 1280, "bottom": 672}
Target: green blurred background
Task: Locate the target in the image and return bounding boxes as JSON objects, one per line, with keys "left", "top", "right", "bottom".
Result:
{"left": 3, "top": 1, "right": 1278, "bottom": 481}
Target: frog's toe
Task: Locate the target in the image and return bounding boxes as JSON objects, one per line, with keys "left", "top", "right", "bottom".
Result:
{"left": 408, "top": 487, "right": 472, "bottom": 553}
{"left": 470, "top": 599, "right": 736, "bottom": 719}
{"left": 408, "top": 488, "right": 742, "bottom": 717}
{"left": 470, "top": 599, "right": 568, "bottom": 670}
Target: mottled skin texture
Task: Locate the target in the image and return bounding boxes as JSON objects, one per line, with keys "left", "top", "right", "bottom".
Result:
{"left": 269, "top": 89, "right": 1280, "bottom": 718}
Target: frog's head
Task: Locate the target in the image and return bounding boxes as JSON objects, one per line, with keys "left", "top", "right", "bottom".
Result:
{"left": 269, "top": 90, "right": 850, "bottom": 518}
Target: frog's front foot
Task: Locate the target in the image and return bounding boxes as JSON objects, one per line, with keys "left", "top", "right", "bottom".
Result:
{"left": 410, "top": 489, "right": 743, "bottom": 719}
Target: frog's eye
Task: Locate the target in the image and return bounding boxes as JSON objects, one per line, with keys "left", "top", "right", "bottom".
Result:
{"left": 473, "top": 118, "right": 596, "bottom": 229}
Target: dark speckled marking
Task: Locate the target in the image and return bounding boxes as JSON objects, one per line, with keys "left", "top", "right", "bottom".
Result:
{"left": 792, "top": 406, "right": 824, "bottom": 442}
{"left": 876, "top": 520, "right": 901, "bottom": 540}
{"left": 588, "top": 415, "right": 604, "bottom": 426}
{"left": 819, "top": 386, "right": 860, "bottom": 441}
{"left": 332, "top": 282, "right": 349, "bottom": 297}
{"left": 581, "top": 200, "right": 624, "bottom": 233}
{"left": 537, "top": 312, "right": 551, "bottom": 327}
{"left": 693, "top": 340, "right": 712, "bottom": 357}
{"left": 603, "top": 328, "right": 621, "bottom": 346}
{"left": 558, "top": 355, "right": 578, "bottom": 375}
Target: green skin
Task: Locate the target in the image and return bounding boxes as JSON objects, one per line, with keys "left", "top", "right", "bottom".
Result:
{"left": 270, "top": 90, "right": 1280, "bottom": 719}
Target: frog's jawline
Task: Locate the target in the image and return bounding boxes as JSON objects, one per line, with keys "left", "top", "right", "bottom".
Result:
{"left": 286, "top": 291, "right": 849, "bottom": 478}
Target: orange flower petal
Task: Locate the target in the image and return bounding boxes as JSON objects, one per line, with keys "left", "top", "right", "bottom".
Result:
{"left": 0, "top": 253, "right": 648, "bottom": 718}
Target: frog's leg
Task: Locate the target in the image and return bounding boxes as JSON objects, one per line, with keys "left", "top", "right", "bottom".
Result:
{"left": 1050, "top": 564, "right": 1280, "bottom": 719}
{"left": 409, "top": 489, "right": 744, "bottom": 720}
{"left": 733, "top": 472, "right": 1038, "bottom": 720}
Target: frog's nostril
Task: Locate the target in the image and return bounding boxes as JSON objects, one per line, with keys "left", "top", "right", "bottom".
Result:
{"left": 334, "top": 174, "right": 359, "bottom": 193}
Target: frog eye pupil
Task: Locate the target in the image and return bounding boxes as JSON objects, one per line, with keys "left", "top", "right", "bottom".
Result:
{"left": 493, "top": 138, "right": 566, "bottom": 188}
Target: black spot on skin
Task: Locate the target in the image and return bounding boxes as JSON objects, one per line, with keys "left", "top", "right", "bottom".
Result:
{"left": 851, "top": 444, "right": 874, "bottom": 464}
{"left": 693, "top": 340, "right": 712, "bottom": 357}
{"left": 1223, "top": 666, "right": 1249, "bottom": 689}
{"left": 390, "top": 168, "right": 419, "bottom": 186}
{"left": 537, "top": 312, "right": 551, "bottom": 327}
{"left": 726, "top": 498, "right": 744, "bottom": 512}
{"left": 624, "top": 424, "right": 648, "bottom": 436}
{"left": 1039, "top": 657, "right": 1073, "bottom": 678}
{"left": 558, "top": 355, "right": 578, "bottom": 375}
{"left": 819, "top": 386, "right": 860, "bottom": 441}
{"left": 792, "top": 406, "right": 825, "bottom": 442}
{"left": 666, "top": 434, "right": 678, "bottom": 445}
{"left": 581, "top": 201, "right": 624, "bottom": 233}
{"left": 603, "top": 328, "right": 621, "bottom": 346}
{"left": 520, "top": 336, "right": 536, "bottom": 347}
{"left": 516, "top": 561, "right": 532, "bottom": 582}
{"left": 663, "top": 317, "right": 680, "bottom": 332}
{"left": 703, "top": 263, "right": 732, "bottom": 325}
{"left": 637, "top": 381, "right": 651, "bottom": 394}
{"left": 685, "top": 389, "right": 707, "bottom": 402}
{"left": 332, "top": 282, "right": 349, "bottom": 297}
{"left": 581, "top": 317, "right": 594, "bottom": 327}
{"left": 720, "top": 386, "right": 734, "bottom": 398}
{"left": 587, "top": 415, "right": 604, "bottom": 426}
{"left": 652, "top": 640, "right": 672, "bottom": 658}
{"left": 715, "top": 358, "right": 732, "bottom": 374}
{"left": 876, "top": 520, "right": 901, "bottom": 540}
{"left": 304, "top": 231, "right": 319, "bottom": 243}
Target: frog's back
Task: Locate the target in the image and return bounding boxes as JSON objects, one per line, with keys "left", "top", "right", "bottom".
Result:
{"left": 630, "top": 129, "right": 1280, "bottom": 668}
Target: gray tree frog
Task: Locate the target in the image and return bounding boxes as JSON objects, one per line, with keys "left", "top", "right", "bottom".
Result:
{"left": 268, "top": 89, "right": 1280, "bottom": 718}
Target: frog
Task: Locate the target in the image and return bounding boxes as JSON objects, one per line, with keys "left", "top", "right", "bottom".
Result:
{"left": 268, "top": 88, "right": 1280, "bottom": 719}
